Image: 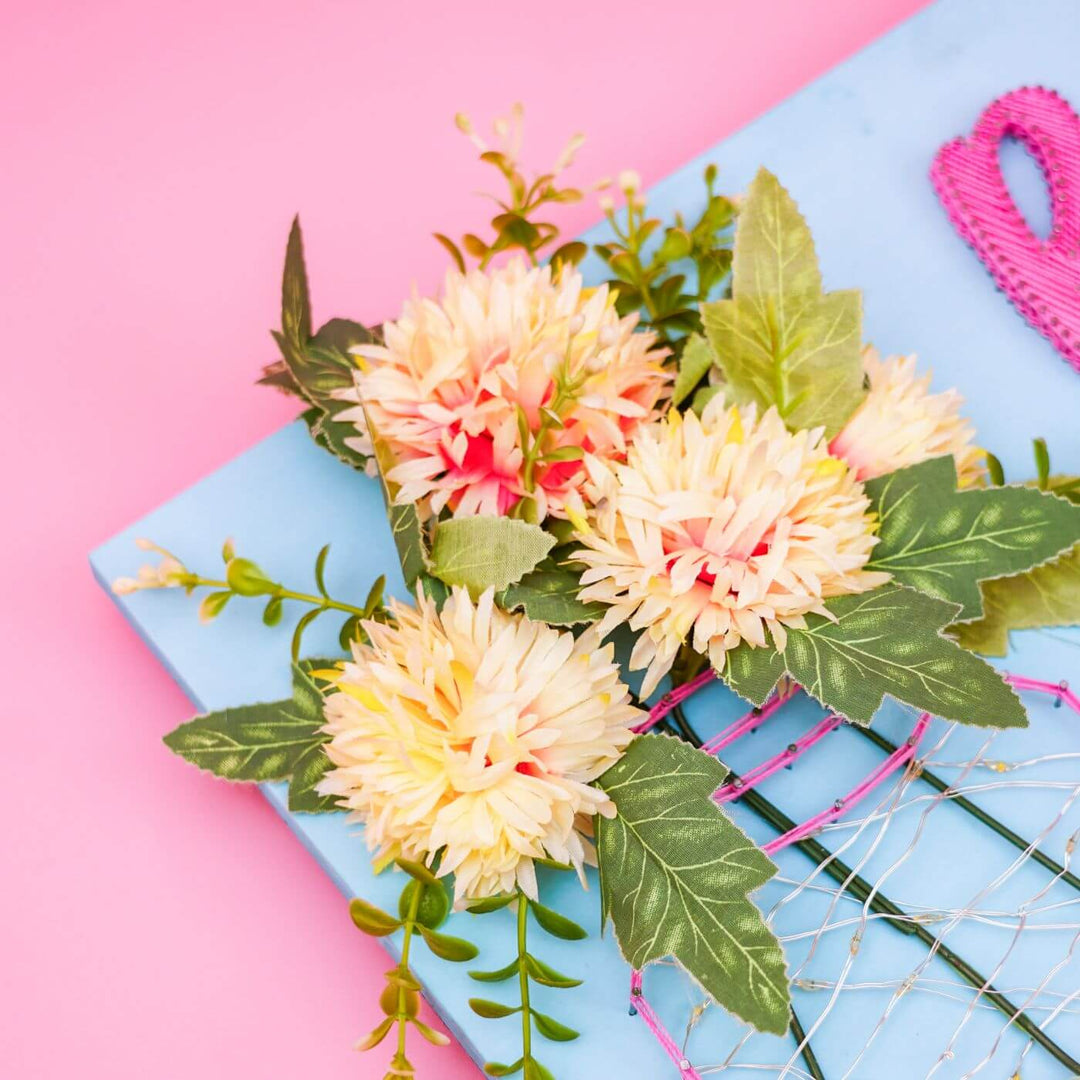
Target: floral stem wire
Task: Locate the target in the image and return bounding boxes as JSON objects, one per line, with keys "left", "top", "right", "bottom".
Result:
{"left": 664, "top": 704, "right": 1080, "bottom": 1075}
{"left": 850, "top": 723, "right": 1080, "bottom": 894}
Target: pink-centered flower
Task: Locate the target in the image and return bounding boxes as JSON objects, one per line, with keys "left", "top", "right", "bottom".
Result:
{"left": 829, "top": 347, "right": 986, "bottom": 486}
{"left": 342, "top": 260, "right": 670, "bottom": 521}
{"left": 575, "top": 401, "right": 888, "bottom": 697}
{"left": 317, "top": 587, "right": 641, "bottom": 904}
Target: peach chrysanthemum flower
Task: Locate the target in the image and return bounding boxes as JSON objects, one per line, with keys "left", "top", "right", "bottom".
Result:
{"left": 575, "top": 401, "right": 889, "bottom": 697}
{"left": 340, "top": 259, "right": 669, "bottom": 521}
{"left": 317, "top": 587, "right": 640, "bottom": 904}
{"left": 828, "top": 347, "right": 986, "bottom": 487}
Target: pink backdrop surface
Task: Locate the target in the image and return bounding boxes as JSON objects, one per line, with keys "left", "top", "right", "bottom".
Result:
{"left": 1, "top": 2, "right": 929, "bottom": 1076}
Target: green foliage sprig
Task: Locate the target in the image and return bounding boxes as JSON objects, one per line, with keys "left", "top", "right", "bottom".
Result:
{"left": 466, "top": 888, "right": 585, "bottom": 1079}
{"left": 351, "top": 861, "right": 478, "bottom": 1080}
{"left": 437, "top": 105, "right": 589, "bottom": 273}
{"left": 594, "top": 166, "right": 735, "bottom": 346}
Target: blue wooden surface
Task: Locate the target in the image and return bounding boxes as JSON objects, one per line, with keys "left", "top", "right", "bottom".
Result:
{"left": 92, "top": 0, "right": 1080, "bottom": 1075}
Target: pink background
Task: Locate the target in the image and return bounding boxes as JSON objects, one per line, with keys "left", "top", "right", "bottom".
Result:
{"left": 2, "top": 1, "right": 928, "bottom": 1075}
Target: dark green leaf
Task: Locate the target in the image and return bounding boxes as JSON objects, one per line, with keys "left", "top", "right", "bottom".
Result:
{"left": 287, "top": 741, "right": 337, "bottom": 813}
{"left": 497, "top": 560, "right": 603, "bottom": 626}
{"left": 528, "top": 901, "right": 586, "bottom": 941}
{"left": 865, "top": 457, "right": 1080, "bottom": 620}
{"left": 1034, "top": 437, "right": 1051, "bottom": 489}
{"left": 724, "top": 584, "right": 1027, "bottom": 727}
{"left": 596, "top": 735, "right": 791, "bottom": 1035}
{"left": 281, "top": 215, "right": 312, "bottom": 347}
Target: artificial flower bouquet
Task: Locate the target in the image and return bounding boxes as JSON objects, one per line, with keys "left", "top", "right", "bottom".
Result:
{"left": 113, "top": 108, "right": 1080, "bottom": 1079}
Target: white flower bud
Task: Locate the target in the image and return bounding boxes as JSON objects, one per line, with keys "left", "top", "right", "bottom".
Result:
{"left": 554, "top": 132, "right": 586, "bottom": 172}
{"left": 135, "top": 537, "right": 154, "bottom": 551}
{"left": 567, "top": 314, "right": 585, "bottom": 337}
{"left": 585, "top": 355, "right": 606, "bottom": 374}
{"left": 618, "top": 169, "right": 641, "bottom": 193}
{"left": 543, "top": 352, "right": 562, "bottom": 377}
{"left": 597, "top": 326, "right": 618, "bottom": 348}
{"left": 598, "top": 194, "right": 615, "bottom": 213}
{"left": 112, "top": 577, "right": 140, "bottom": 596}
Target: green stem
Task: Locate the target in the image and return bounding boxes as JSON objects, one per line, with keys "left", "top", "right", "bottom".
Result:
{"left": 396, "top": 882, "right": 423, "bottom": 1058}
{"left": 517, "top": 891, "right": 533, "bottom": 1064}
{"left": 183, "top": 574, "right": 369, "bottom": 618}
{"left": 850, "top": 724, "right": 1080, "bottom": 894}
{"left": 788, "top": 1004, "right": 826, "bottom": 1080}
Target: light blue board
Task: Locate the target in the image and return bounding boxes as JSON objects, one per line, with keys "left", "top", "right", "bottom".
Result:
{"left": 92, "top": 0, "right": 1080, "bottom": 1075}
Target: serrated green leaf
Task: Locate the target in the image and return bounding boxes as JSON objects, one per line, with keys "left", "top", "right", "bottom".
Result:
{"left": 953, "top": 543, "right": 1080, "bottom": 655}
{"left": 528, "top": 901, "right": 586, "bottom": 941}
{"left": 419, "top": 926, "right": 479, "bottom": 962}
{"left": 865, "top": 457, "right": 1080, "bottom": 620}
{"left": 595, "top": 735, "right": 790, "bottom": 1035}
{"left": 287, "top": 741, "right": 337, "bottom": 813}
{"left": 281, "top": 215, "right": 312, "bottom": 347}
{"left": 531, "top": 1010, "right": 579, "bottom": 1042}
{"left": 469, "top": 998, "right": 521, "bottom": 1019}
{"left": 524, "top": 954, "right": 581, "bottom": 989}
{"left": 724, "top": 584, "right": 1027, "bottom": 727}
{"left": 701, "top": 168, "right": 864, "bottom": 437}
{"left": 163, "top": 663, "right": 326, "bottom": 781}
{"left": 672, "top": 333, "right": 715, "bottom": 407}
{"left": 469, "top": 959, "right": 520, "bottom": 983}
{"left": 497, "top": 557, "right": 602, "bottom": 625}
{"left": 349, "top": 897, "right": 402, "bottom": 937}
{"left": 431, "top": 517, "right": 555, "bottom": 597}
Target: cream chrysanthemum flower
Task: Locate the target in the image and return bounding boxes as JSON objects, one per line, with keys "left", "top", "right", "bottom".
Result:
{"left": 340, "top": 259, "right": 670, "bottom": 521}
{"left": 828, "top": 347, "right": 986, "bottom": 487}
{"left": 317, "top": 587, "right": 640, "bottom": 904}
{"left": 575, "top": 400, "right": 888, "bottom": 697}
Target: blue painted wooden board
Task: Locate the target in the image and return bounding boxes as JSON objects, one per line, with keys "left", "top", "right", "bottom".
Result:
{"left": 93, "top": 0, "right": 1080, "bottom": 1075}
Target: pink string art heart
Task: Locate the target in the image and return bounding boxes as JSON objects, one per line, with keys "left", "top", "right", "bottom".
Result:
{"left": 931, "top": 86, "right": 1080, "bottom": 372}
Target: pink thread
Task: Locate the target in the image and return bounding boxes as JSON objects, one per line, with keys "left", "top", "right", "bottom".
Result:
{"left": 629, "top": 969, "right": 703, "bottom": 1079}
{"left": 634, "top": 669, "right": 717, "bottom": 733}
{"left": 699, "top": 684, "right": 797, "bottom": 756}
{"left": 1005, "top": 673, "right": 1080, "bottom": 714}
{"left": 713, "top": 713, "right": 843, "bottom": 805}
{"left": 931, "top": 86, "right": 1080, "bottom": 372}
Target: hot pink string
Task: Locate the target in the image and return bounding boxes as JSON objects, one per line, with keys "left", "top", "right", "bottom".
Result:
{"left": 628, "top": 969, "right": 703, "bottom": 1080}
{"left": 633, "top": 668, "right": 716, "bottom": 733}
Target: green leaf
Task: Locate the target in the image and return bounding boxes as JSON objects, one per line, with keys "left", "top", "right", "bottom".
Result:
{"left": 528, "top": 901, "right": 586, "bottom": 941}
{"left": 286, "top": 741, "right": 337, "bottom": 813}
{"left": 367, "top": 409, "right": 428, "bottom": 588}
{"left": 865, "top": 457, "right": 1080, "bottom": 620}
{"left": 261, "top": 595, "right": 283, "bottom": 627}
{"left": 355, "top": 1016, "right": 394, "bottom": 1052}
{"left": 595, "top": 735, "right": 791, "bottom": 1035}
{"left": 531, "top": 1011, "right": 579, "bottom": 1042}
{"left": 225, "top": 557, "right": 276, "bottom": 596}
{"left": 433, "top": 232, "right": 466, "bottom": 272}
{"left": 281, "top": 215, "right": 312, "bottom": 347}
{"left": 467, "top": 895, "right": 516, "bottom": 914}
{"left": 349, "top": 897, "right": 402, "bottom": 937}
{"left": 469, "top": 998, "right": 521, "bottom": 1019}
{"left": 701, "top": 168, "right": 865, "bottom": 437}
{"left": 497, "top": 558, "right": 603, "bottom": 625}
{"left": 953, "top": 543, "right": 1080, "bottom": 656}
{"left": 395, "top": 858, "right": 440, "bottom": 886}
{"left": 419, "top": 926, "right": 479, "bottom": 962}
{"left": 163, "top": 663, "right": 326, "bottom": 781}
{"left": 724, "top": 584, "right": 1027, "bottom": 727}
{"left": 523, "top": 1061, "right": 554, "bottom": 1080}
{"left": 469, "top": 959, "right": 521, "bottom": 983}
{"left": 671, "top": 333, "right": 714, "bottom": 407}
{"left": 691, "top": 384, "right": 722, "bottom": 417}
{"left": 524, "top": 954, "right": 581, "bottom": 989}
{"left": 314, "top": 544, "right": 330, "bottom": 597}
{"left": 430, "top": 517, "right": 555, "bottom": 597}
{"left": 483, "top": 1059, "right": 524, "bottom": 1077}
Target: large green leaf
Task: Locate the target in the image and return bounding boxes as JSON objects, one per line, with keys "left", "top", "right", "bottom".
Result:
{"left": 164, "top": 663, "right": 340, "bottom": 811}
{"left": 701, "top": 169, "right": 865, "bottom": 437}
{"left": 431, "top": 517, "right": 556, "bottom": 597}
{"left": 497, "top": 555, "right": 604, "bottom": 625}
{"left": 865, "top": 457, "right": 1080, "bottom": 620}
{"left": 953, "top": 544, "right": 1080, "bottom": 655}
{"left": 723, "top": 584, "right": 1026, "bottom": 727}
{"left": 671, "top": 333, "right": 715, "bottom": 408}
{"left": 595, "top": 735, "right": 790, "bottom": 1035}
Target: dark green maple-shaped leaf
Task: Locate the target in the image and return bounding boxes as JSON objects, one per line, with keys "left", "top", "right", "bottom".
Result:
{"left": 865, "top": 457, "right": 1080, "bottom": 621}
{"left": 595, "top": 735, "right": 790, "bottom": 1035}
{"left": 701, "top": 169, "right": 865, "bottom": 437}
{"left": 496, "top": 555, "right": 604, "bottom": 625}
{"left": 723, "top": 584, "right": 1026, "bottom": 728}
{"left": 164, "top": 662, "right": 340, "bottom": 812}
